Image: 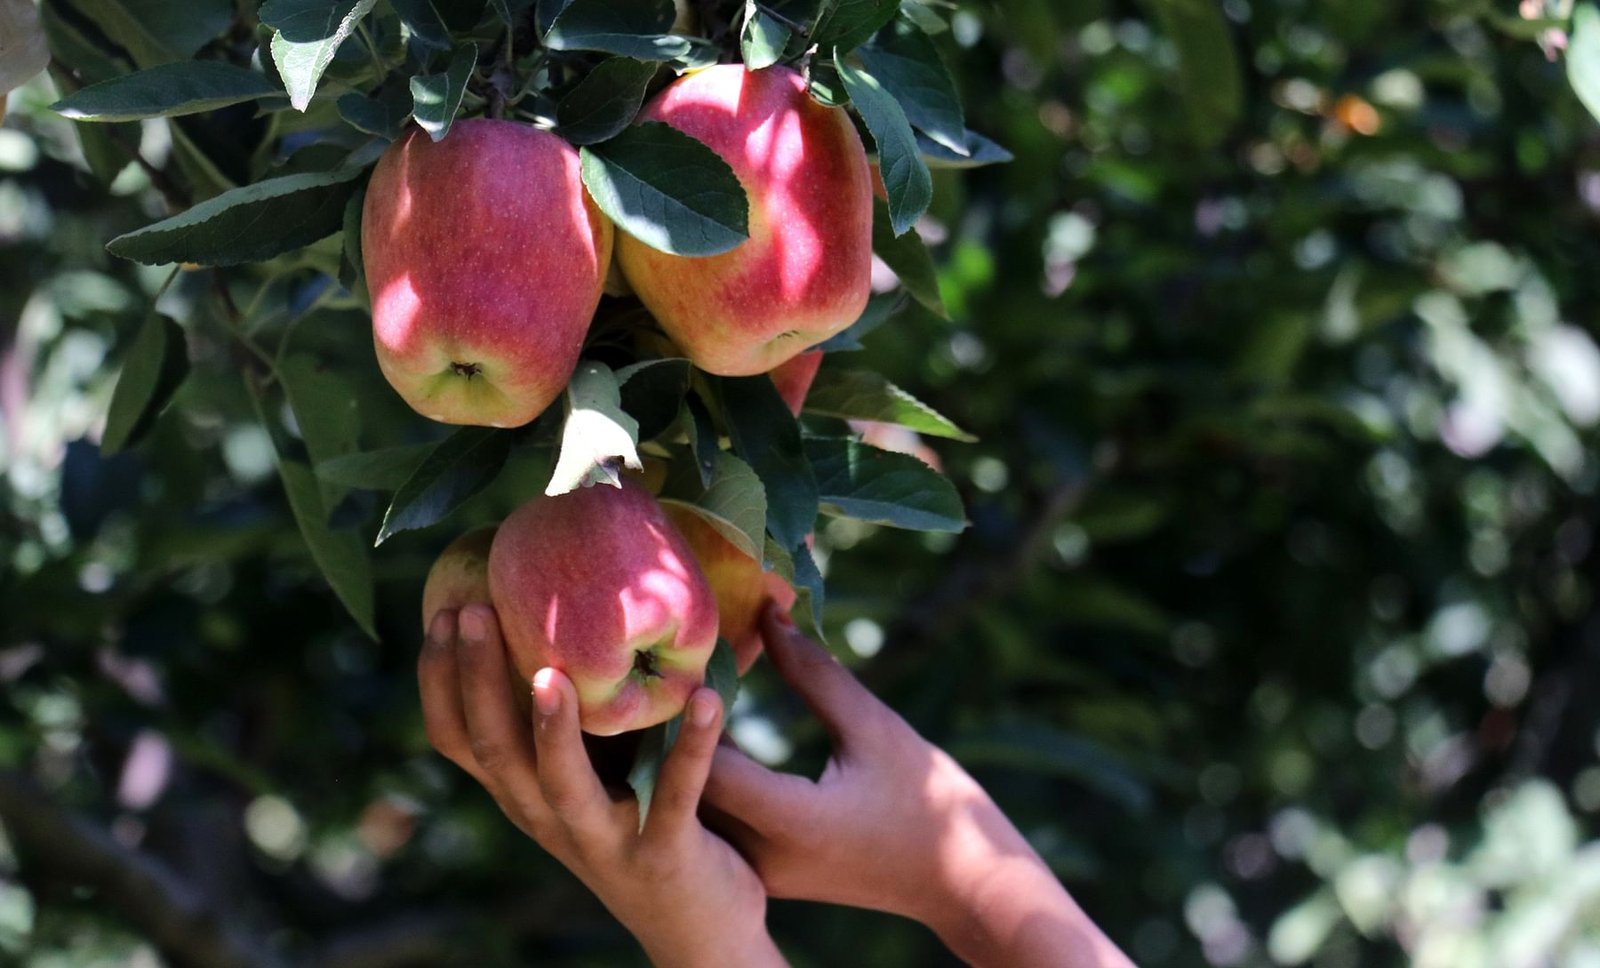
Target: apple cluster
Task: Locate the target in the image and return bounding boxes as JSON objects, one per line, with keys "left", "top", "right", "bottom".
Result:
{"left": 385, "top": 64, "right": 872, "bottom": 735}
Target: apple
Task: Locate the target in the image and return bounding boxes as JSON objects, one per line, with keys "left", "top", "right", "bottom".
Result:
{"left": 768, "top": 349, "right": 823, "bottom": 417}
{"left": 662, "top": 504, "right": 796, "bottom": 675}
{"left": 616, "top": 65, "right": 873, "bottom": 376}
{"left": 362, "top": 120, "right": 613, "bottom": 428}
{"left": 488, "top": 480, "right": 718, "bottom": 735}
{"left": 420, "top": 526, "right": 496, "bottom": 633}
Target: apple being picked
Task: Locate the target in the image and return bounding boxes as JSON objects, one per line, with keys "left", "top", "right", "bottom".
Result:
{"left": 662, "top": 504, "right": 796, "bottom": 674}
{"left": 489, "top": 480, "right": 719, "bottom": 736}
{"left": 616, "top": 65, "right": 873, "bottom": 376}
{"left": 362, "top": 120, "right": 613, "bottom": 428}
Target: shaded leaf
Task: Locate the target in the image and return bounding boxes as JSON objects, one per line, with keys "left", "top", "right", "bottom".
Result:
{"left": 390, "top": 0, "right": 452, "bottom": 49}
{"left": 377, "top": 427, "right": 512, "bottom": 543}
{"left": 411, "top": 43, "right": 477, "bottom": 141}
{"left": 101, "top": 313, "right": 188, "bottom": 455}
{"left": 580, "top": 122, "right": 749, "bottom": 256}
{"left": 836, "top": 52, "right": 930, "bottom": 236}
{"left": 617, "top": 357, "right": 692, "bottom": 441}
{"left": 50, "top": 61, "right": 281, "bottom": 122}
{"left": 857, "top": 21, "right": 966, "bottom": 154}
{"left": 805, "top": 436, "right": 965, "bottom": 531}
{"left": 65, "top": 0, "right": 232, "bottom": 68}
{"left": 740, "top": 1, "right": 790, "bottom": 70}
{"left": 337, "top": 84, "right": 413, "bottom": 139}
{"left": 803, "top": 366, "right": 973, "bottom": 440}
{"left": 315, "top": 444, "right": 436, "bottom": 490}
{"left": 812, "top": 0, "right": 900, "bottom": 53}
{"left": 279, "top": 460, "right": 378, "bottom": 639}
{"left": 106, "top": 167, "right": 363, "bottom": 266}
{"left": 917, "top": 128, "right": 1012, "bottom": 168}
{"left": 948, "top": 724, "right": 1153, "bottom": 814}
{"left": 557, "top": 56, "right": 658, "bottom": 145}
{"left": 627, "top": 716, "right": 680, "bottom": 831}
{"left": 817, "top": 292, "right": 904, "bottom": 352}
{"left": 661, "top": 451, "right": 768, "bottom": 560}
{"left": 545, "top": 0, "right": 690, "bottom": 60}
{"left": 871, "top": 196, "right": 945, "bottom": 316}
{"left": 716, "top": 376, "right": 818, "bottom": 549}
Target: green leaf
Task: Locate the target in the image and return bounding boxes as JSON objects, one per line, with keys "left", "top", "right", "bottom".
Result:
{"left": 545, "top": 0, "right": 691, "bottom": 60}
{"left": 338, "top": 85, "right": 414, "bottom": 140}
{"left": 715, "top": 376, "right": 817, "bottom": 549}
{"left": 411, "top": 43, "right": 477, "bottom": 141}
{"left": 704, "top": 638, "right": 739, "bottom": 709}
{"left": 805, "top": 436, "right": 965, "bottom": 531}
{"left": 817, "top": 292, "right": 903, "bottom": 352}
{"left": 836, "top": 52, "right": 931, "bottom": 236}
{"left": 579, "top": 122, "right": 750, "bottom": 257}
{"left": 63, "top": 0, "right": 233, "bottom": 68}
{"left": 661, "top": 451, "right": 768, "bottom": 560}
{"left": 106, "top": 168, "right": 363, "bottom": 267}
{"left": 279, "top": 460, "right": 379, "bottom": 639}
{"left": 339, "top": 180, "right": 367, "bottom": 293}
{"left": 377, "top": 427, "right": 512, "bottom": 544}
{"left": 916, "top": 128, "right": 1012, "bottom": 168}
{"left": 626, "top": 716, "right": 680, "bottom": 831}
{"left": 556, "top": 57, "right": 659, "bottom": 145}
{"left": 740, "top": 1, "right": 790, "bottom": 70}
{"left": 315, "top": 444, "right": 437, "bottom": 490}
{"left": 684, "top": 393, "right": 719, "bottom": 488}
{"left": 856, "top": 21, "right": 966, "bottom": 155}
{"left": 49, "top": 61, "right": 281, "bottom": 122}
{"left": 871, "top": 196, "right": 945, "bottom": 317}
{"left": 279, "top": 354, "right": 362, "bottom": 507}
{"left": 167, "top": 121, "right": 238, "bottom": 200}
{"left": 789, "top": 538, "right": 825, "bottom": 636}
{"left": 617, "top": 357, "right": 692, "bottom": 441}
{"left": 1143, "top": 0, "right": 1242, "bottom": 146}
{"left": 390, "top": 0, "right": 452, "bottom": 49}
{"left": 803, "top": 367, "right": 973, "bottom": 441}
{"left": 1570, "top": 4, "right": 1600, "bottom": 125}
{"left": 101, "top": 313, "right": 188, "bottom": 455}
{"left": 545, "top": 361, "right": 643, "bottom": 497}
{"left": 813, "top": 0, "right": 901, "bottom": 53}
{"left": 262, "top": 0, "right": 380, "bottom": 112}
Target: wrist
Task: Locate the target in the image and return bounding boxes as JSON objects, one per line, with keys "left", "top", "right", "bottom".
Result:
{"left": 636, "top": 918, "right": 785, "bottom": 968}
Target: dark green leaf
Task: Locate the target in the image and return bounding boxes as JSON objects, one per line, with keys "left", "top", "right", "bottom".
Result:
{"left": 661, "top": 451, "right": 768, "bottom": 560}
{"left": 545, "top": 361, "right": 642, "bottom": 496}
{"left": 789, "top": 538, "right": 825, "bottom": 636}
{"left": 389, "top": 0, "right": 452, "bottom": 50}
{"left": 685, "top": 393, "right": 719, "bottom": 488}
{"left": 106, "top": 167, "right": 364, "bottom": 266}
{"left": 337, "top": 85, "right": 414, "bottom": 139}
{"left": 617, "top": 357, "right": 692, "bottom": 441}
{"left": 50, "top": 62, "right": 282, "bottom": 122}
{"left": 262, "top": 0, "right": 380, "bottom": 112}
{"left": 377, "top": 427, "right": 512, "bottom": 543}
{"left": 315, "top": 444, "right": 436, "bottom": 490}
{"left": 579, "top": 122, "right": 750, "bottom": 257}
{"left": 857, "top": 21, "right": 966, "bottom": 154}
{"left": 871, "top": 196, "right": 945, "bottom": 316}
{"left": 339, "top": 180, "right": 367, "bottom": 293}
{"left": 716, "top": 376, "right": 818, "bottom": 549}
{"left": 1143, "top": 0, "right": 1242, "bottom": 146}
{"left": 817, "top": 292, "right": 904, "bottom": 351}
{"left": 626, "top": 716, "right": 680, "bottom": 831}
{"left": 836, "top": 52, "right": 931, "bottom": 236}
{"left": 279, "top": 460, "right": 379, "bottom": 639}
{"left": 411, "top": 43, "right": 477, "bottom": 141}
{"left": 916, "top": 128, "right": 1012, "bottom": 168}
{"left": 101, "top": 313, "right": 188, "bottom": 455}
{"left": 279, "top": 354, "right": 362, "bottom": 507}
{"left": 812, "top": 0, "right": 900, "bottom": 53}
{"left": 803, "top": 366, "right": 973, "bottom": 440}
{"left": 704, "top": 638, "right": 739, "bottom": 708}
{"left": 805, "top": 436, "right": 965, "bottom": 531}
{"left": 545, "top": 0, "right": 690, "bottom": 60}
{"left": 556, "top": 57, "right": 659, "bottom": 145}
{"left": 65, "top": 0, "right": 233, "bottom": 68}
{"left": 807, "top": 56, "right": 847, "bottom": 106}
{"left": 741, "top": 2, "right": 790, "bottom": 70}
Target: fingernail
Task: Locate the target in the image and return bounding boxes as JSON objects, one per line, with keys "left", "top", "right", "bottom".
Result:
{"left": 533, "top": 668, "right": 561, "bottom": 717}
{"left": 690, "top": 692, "right": 717, "bottom": 728}
{"left": 458, "top": 607, "right": 486, "bottom": 642}
{"left": 426, "top": 610, "right": 454, "bottom": 646}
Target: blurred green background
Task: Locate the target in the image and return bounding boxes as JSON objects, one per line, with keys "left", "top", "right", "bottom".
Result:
{"left": 7, "top": 0, "right": 1600, "bottom": 965}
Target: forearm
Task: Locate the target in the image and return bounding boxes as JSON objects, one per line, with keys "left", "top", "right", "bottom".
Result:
{"left": 635, "top": 917, "right": 788, "bottom": 968}
{"left": 924, "top": 808, "right": 1132, "bottom": 968}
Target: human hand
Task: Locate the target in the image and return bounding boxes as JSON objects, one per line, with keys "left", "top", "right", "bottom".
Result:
{"left": 702, "top": 604, "right": 1133, "bottom": 968}
{"left": 419, "top": 604, "right": 785, "bottom": 968}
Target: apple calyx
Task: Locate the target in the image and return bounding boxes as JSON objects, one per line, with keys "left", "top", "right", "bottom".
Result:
{"left": 450, "top": 360, "right": 484, "bottom": 379}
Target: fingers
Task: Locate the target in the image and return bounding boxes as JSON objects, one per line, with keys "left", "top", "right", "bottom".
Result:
{"left": 418, "top": 610, "right": 489, "bottom": 784}
{"left": 644, "top": 689, "right": 722, "bottom": 841}
{"left": 702, "top": 743, "right": 815, "bottom": 835}
{"left": 759, "top": 602, "right": 883, "bottom": 751}
{"left": 530, "top": 667, "right": 611, "bottom": 840}
{"left": 455, "top": 605, "right": 544, "bottom": 811}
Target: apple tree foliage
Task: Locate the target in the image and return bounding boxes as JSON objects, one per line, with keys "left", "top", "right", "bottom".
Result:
{"left": 10, "top": 0, "right": 1600, "bottom": 965}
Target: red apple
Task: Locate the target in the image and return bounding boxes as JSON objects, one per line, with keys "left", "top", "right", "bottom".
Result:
{"left": 662, "top": 504, "right": 796, "bottom": 675}
{"left": 488, "top": 480, "right": 718, "bottom": 735}
{"left": 420, "top": 526, "right": 496, "bottom": 633}
{"left": 616, "top": 65, "right": 872, "bottom": 376}
{"left": 768, "top": 349, "right": 823, "bottom": 417}
{"left": 362, "top": 120, "right": 613, "bottom": 428}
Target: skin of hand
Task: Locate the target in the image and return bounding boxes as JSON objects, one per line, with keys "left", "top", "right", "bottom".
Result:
{"left": 701, "top": 604, "right": 1135, "bottom": 968}
{"left": 418, "top": 604, "right": 787, "bottom": 968}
